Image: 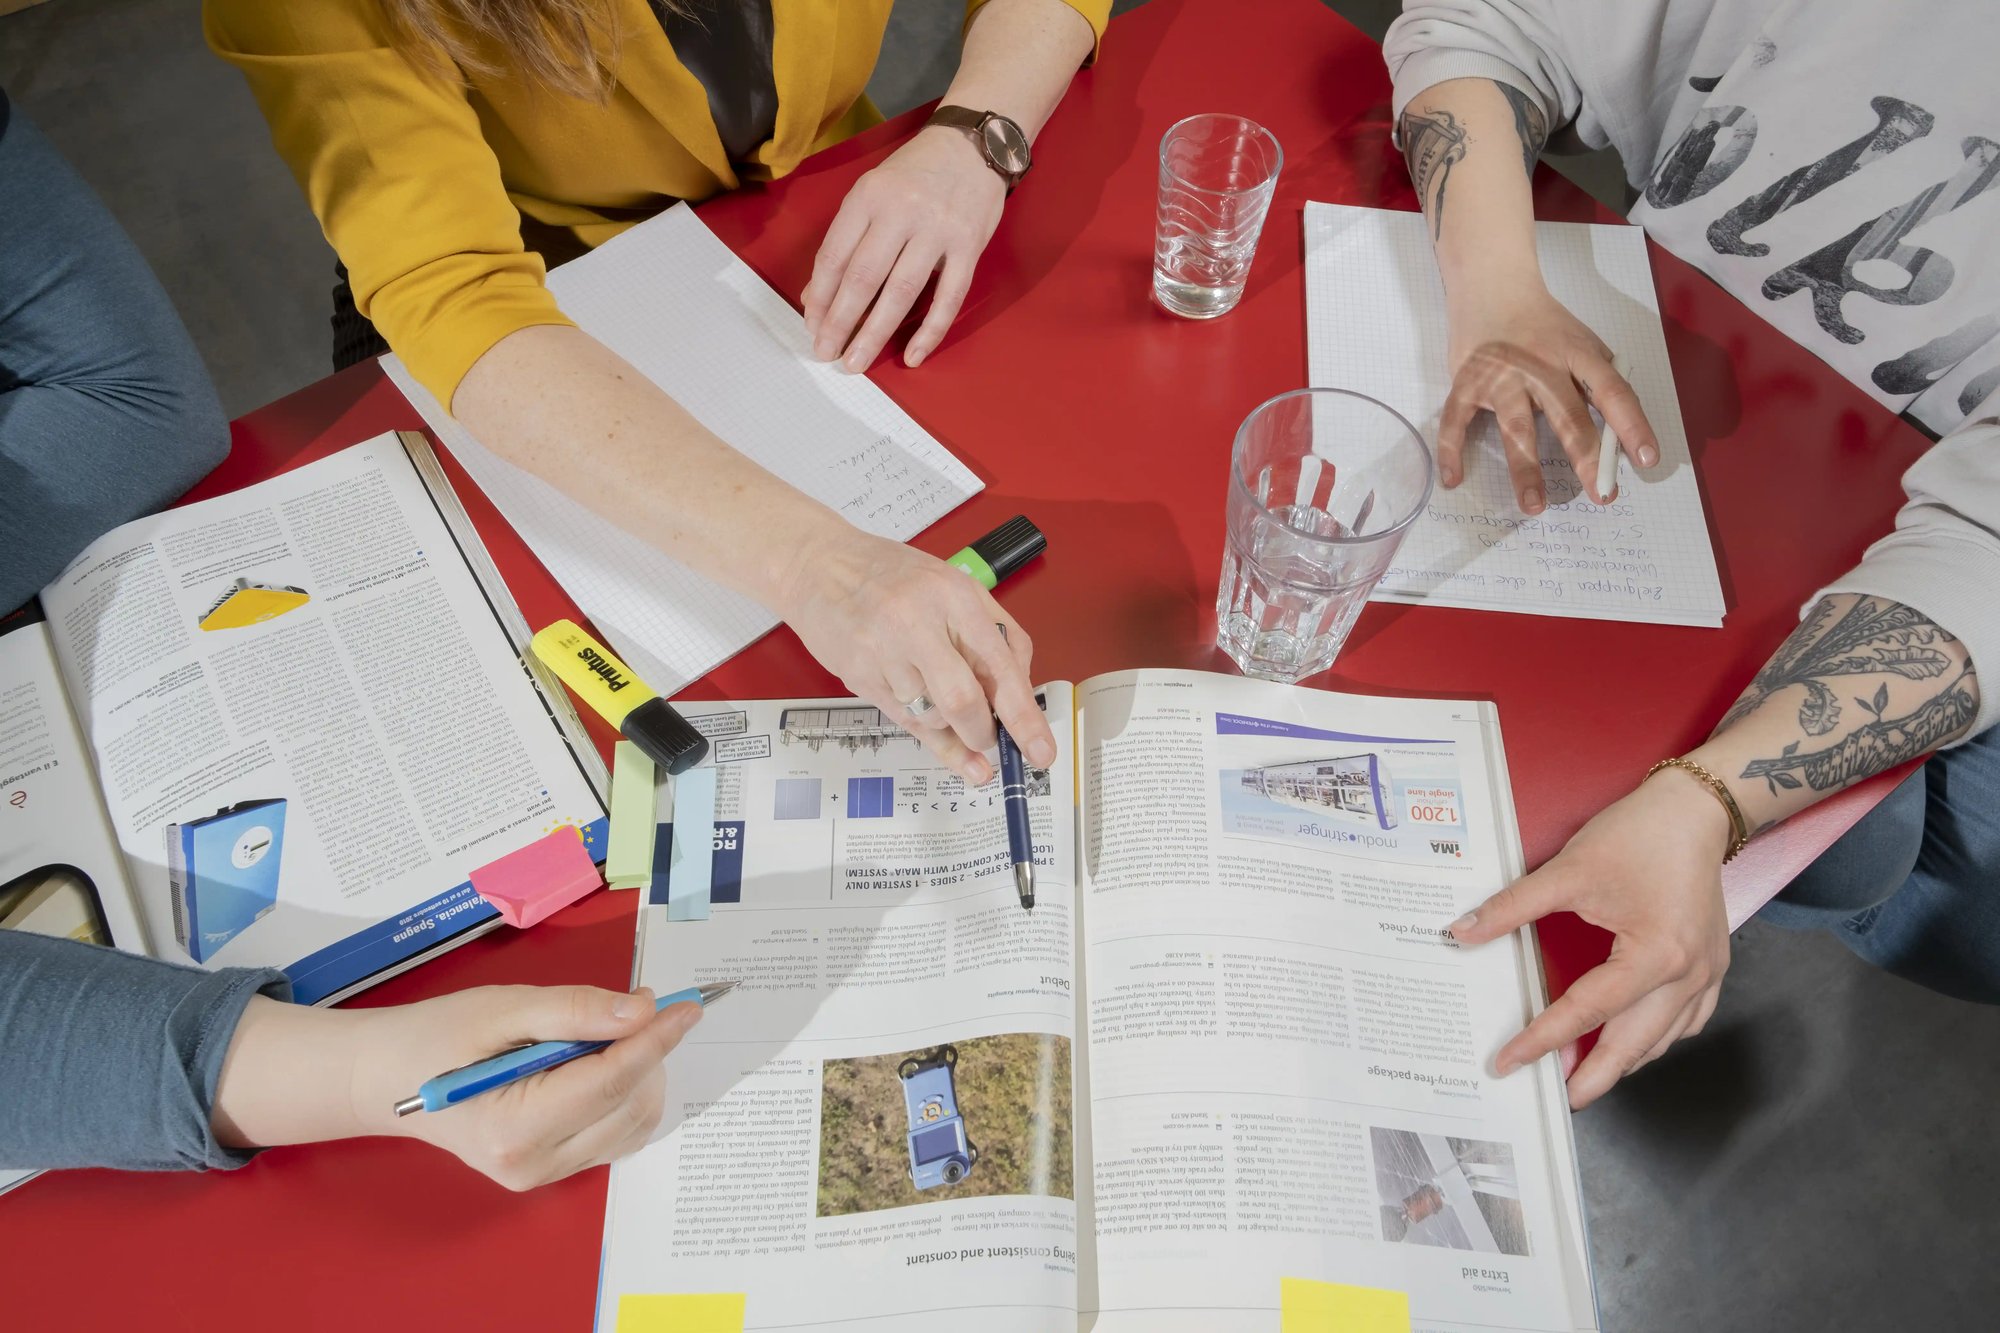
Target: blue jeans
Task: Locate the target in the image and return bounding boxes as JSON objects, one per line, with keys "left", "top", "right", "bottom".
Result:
{"left": 0, "top": 97, "right": 228, "bottom": 612}
{"left": 1761, "top": 724, "right": 2000, "bottom": 1003}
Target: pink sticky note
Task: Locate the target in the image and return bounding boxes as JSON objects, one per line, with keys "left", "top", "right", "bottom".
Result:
{"left": 469, "top": 826, "right": 603, "bottom": 929}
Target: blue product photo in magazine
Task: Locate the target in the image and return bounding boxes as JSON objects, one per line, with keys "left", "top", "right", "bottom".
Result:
{"left": 1238, "top": 752, "right": 1399, "bottom": 830}
{"left": 166, "top": 798, "right": 288, "bottom": 963}
{"left": 814, "top": 1032, "right": 1071, "bottom": 1218}
{"left": 900, "top": 1045, "right": 978, "bottom": 1190}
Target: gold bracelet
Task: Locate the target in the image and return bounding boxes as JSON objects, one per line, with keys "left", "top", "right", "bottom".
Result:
{"left": 1647, "top": 756, "right": 1751, "bottom": 863}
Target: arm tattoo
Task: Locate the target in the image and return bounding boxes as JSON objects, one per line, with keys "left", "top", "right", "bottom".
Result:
{"left": 1399, "top": 108, "right": 1467, "bottom": 240}
{"left": 1719, "top": 596, "right": 1959, "bottom": 734}
{"left": 1727, "top": 597, "right": 1979, "bottom": 798}
{"left": 1400, "top": 83, "right": 1543, "bottom": 240}
{"left": 1497, "top": 84, "right": 1548, "bottom": 176}
{"left": 1739, "top": 663, "right": 1976, "bottom": 797}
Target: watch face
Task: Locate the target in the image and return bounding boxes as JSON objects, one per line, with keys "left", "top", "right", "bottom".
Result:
{"left": 979, "top": 115, "right": 1032, "bottom": 177}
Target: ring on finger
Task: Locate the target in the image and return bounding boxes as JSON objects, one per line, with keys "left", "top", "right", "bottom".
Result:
{"left": 904, "top": 693, "right": 935, "bottom": 718}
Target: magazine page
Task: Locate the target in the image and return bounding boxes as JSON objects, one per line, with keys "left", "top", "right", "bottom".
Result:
{"left": 1, "top": 605, "right": 148, "bottom": 954}
{"left": 597, "top": 690, "right": 1081, "bottom": 1332}
{"left": 34, "top": 436, "right": 603, "bottom": 1003}
{"left": 1074, "top": 670, "right": 1594, "bottom": 1333}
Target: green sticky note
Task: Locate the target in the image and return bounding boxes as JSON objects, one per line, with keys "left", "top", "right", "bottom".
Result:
{"left": 605, "top": 741, "right": 658, "bottom": 890}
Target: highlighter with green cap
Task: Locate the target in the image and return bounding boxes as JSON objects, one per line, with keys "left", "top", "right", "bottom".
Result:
{"left": 530, "top": 620, "right": 708, "bottom": 774}
{"left": 945, "top": 515, "right": 1047, "bottom": 589}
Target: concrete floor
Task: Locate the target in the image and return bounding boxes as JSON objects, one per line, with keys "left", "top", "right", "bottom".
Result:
{"left": 4, "top": 1, "right": 1995, "bottom": 1329}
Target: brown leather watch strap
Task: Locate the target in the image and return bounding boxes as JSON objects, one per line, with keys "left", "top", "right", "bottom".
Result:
{"left": 926, "top": 104, "right": 986, "bottom": 132}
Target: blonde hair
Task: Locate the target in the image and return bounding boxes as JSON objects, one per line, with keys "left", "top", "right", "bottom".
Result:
{"left": 379, "top": 0, "right": 682, "bottom": 100}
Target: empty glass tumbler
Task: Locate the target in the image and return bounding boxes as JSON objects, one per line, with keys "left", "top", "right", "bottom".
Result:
{"left": 1217, "top": 389, "right": 1434, "bottom": 682}
{"left": 1152, "top": 114, "right": 1283, "bottom": 319}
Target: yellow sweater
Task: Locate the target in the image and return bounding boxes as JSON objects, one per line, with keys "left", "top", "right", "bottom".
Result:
{"left": 206, "top": 0, "right": 1109, "bottom": 408}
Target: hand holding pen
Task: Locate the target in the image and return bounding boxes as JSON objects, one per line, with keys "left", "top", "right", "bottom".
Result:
{"left": 394, "top": 982, "right": 736, "bottom": 1116}
{"left": 777, "top": 517, "right": 1054, "bottom": 789}
{"left": 255, "top": 983, "right": 730, "bottom": 1191}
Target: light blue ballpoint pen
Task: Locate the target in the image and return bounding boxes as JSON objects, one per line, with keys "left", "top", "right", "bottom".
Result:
{"left": 392, "top": 981, "right": 739, "bottom": 1116}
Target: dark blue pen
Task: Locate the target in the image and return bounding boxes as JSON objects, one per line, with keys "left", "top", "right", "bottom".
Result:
{"left": 994, "top": 625, "right": 1035, "bottom": 911}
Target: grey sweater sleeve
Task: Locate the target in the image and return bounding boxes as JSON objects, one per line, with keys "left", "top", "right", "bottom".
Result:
{"left": 1382, "top": 1, "right": 1776, "bottom": 195}
{"left": 1382, "top": 0, "right": 1586, "bottom": 145}
{"left": 0, "top": 931, "right": 290, "bottom": 1172}
{"left": 1816, "top": 417, "right": 2000, "bottom": 742}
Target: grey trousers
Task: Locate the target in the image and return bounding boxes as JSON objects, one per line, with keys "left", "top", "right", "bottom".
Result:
{"left": 0, "top": 98, "right": 228, "bottom": 612}
{"left": 1763, "top": 724, "right": 2000, "bottom": 1004}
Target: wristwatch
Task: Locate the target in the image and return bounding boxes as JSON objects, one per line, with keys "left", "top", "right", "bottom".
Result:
{"left": 925, "top": 105, "right": 1032, "bottom": 190}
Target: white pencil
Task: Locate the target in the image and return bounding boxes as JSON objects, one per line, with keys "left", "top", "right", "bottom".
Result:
{"left": 1595, "top": 353, "right": 1631, "bottom": 504}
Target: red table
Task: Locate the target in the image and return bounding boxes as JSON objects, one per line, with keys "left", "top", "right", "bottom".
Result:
{"left": 1, "top": 0, "right": 1933, "bottom": 1326}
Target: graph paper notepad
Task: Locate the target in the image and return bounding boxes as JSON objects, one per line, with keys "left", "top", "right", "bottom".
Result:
{"left": 382, "top": 204, "right": 983, "bottom": 694}
{"left": 1303, "top": 202, "right": 1725, "bottom": 627}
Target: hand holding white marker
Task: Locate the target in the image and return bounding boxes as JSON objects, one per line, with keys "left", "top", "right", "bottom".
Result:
{"left": 1595, "top": 352, "right": 1633, "bottom": 503}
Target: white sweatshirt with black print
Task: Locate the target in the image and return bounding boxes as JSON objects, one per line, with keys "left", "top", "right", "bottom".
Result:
{"left": 1385, "top": 0, "right": 2000, "bottom": 739}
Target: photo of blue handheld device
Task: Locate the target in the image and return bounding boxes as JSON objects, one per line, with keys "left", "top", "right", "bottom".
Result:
{"left": 165, "top": 798, "right": 287, "bottom": 963}
{"left": 899, "top": 1045, "right": 978, "bottom": 1189}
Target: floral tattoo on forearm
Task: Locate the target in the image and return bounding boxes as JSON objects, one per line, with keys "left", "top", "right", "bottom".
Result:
{"left": 1724, "top": 597, "right": 1978, "bottom": 799}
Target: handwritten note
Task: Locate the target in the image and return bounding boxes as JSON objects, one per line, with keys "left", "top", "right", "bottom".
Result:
{"left": 831, "top": 435, "right": 953, "bottom": 529}
{"left": 382, "top": 205, "right": 983, "bottom": 694}
{"left": 1304, "top": 202, "right": 1724, "bottom": 626}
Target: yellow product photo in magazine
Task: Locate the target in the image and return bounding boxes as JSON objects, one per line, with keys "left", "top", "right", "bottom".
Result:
{"left": 196, "top": 578, "right": 310, "bottom": 631}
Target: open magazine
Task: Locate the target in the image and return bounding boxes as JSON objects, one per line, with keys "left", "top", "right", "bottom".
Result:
{"left": 0, "top": 432, "right": 609, "bottom": 1193}
{"left": 597, "top": 671, "right": 1597, "bottom": 1332}
{"left": 0, "top": 431, "right": 608, "bottom": 997}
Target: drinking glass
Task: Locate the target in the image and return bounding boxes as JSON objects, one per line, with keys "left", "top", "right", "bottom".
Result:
{"left": 1152, "top": 114, "right": 1283, "bottom": 319}
{"left": 1217, "top": 389, "right": 1434, "bottom": 681}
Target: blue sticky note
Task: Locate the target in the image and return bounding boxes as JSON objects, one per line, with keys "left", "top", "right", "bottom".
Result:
{"left": 665, "top": 766, "right": 717, "bottom": 922}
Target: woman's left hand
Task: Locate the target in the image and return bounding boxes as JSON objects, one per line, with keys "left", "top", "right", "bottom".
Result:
{"left": 1449, "top": 769, "right": 1734, "bottom": 1109}
{"left": 802, "top": 126, "right": 1006, "bottom": 372}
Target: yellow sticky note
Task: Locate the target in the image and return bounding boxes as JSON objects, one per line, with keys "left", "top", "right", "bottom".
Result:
{"left": 1280, "top": 1277, "right": 1411, "bottom": 1332}
{"left": 615, "top": 1293, "right": 746, "bottom": 1333}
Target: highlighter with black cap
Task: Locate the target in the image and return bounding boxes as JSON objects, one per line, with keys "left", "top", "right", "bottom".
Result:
{"left": 945, "top": 515, "right": 1046, "bottom": 589}
{"left": 531, "top": 620, "right": 709, "bottom": 774}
